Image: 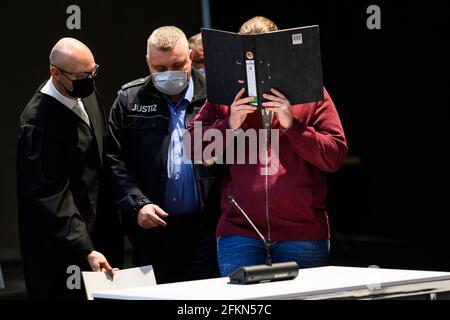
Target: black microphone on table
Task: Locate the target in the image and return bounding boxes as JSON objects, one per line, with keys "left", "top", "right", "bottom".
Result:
{"left": 227, "top": 196, "right": 299, "bottom": 285}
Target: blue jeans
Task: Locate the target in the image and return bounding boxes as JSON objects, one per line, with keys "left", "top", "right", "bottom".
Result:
{"left": 217, "top": 236, "right": 330, "bottom": 277}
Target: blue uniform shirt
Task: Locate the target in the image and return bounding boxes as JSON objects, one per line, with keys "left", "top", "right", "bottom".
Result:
{"left": 164, "top": 80, "right": 201, "bottom": 215}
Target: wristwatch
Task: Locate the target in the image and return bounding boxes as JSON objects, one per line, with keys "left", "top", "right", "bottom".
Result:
{"left": 231, "top": 127, "right": 242, "bottom": 135}
{"left": 227, "top": 118, "right": 242, "bottom": 135}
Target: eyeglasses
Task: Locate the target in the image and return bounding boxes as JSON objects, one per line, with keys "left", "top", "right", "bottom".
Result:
{"left": 51, "top": 64, "right": 100, "bottom": 80}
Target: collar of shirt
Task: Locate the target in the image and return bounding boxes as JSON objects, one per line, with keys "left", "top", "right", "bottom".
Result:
{"left": 40, "top": 77, "right": 87, "bottom": 114}
{"left": 41, "top": 77, "right": 78, "bottom": 108}
{"left": 164, "top": 79, "right": 194, "bottom": 110}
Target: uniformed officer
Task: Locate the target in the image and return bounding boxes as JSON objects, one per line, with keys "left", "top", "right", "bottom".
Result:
{"left": 107, "top": 26, "right": 221, "bottom": 284}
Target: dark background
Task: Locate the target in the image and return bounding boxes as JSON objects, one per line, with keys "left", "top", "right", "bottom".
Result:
{"left": 1, "top": 0, "right": 449, "bottom": 297}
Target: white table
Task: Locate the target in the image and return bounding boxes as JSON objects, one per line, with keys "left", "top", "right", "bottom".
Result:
{"left": 92, "top": 266, "right": 450, "bottom": 300}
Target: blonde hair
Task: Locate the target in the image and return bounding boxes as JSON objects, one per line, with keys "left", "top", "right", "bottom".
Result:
{"left": 188, "top": 33, "right": 202, "bottom": 49}
{"left": 239, "top": 16, "right": 279, "bottom": 35}
{"left": 147, "top": 26, "right": 189, "bottom": 55}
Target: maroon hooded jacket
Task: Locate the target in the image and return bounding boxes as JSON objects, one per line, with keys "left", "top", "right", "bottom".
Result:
{"left": 186, "top": 88, "right": 347, "bottom": 241}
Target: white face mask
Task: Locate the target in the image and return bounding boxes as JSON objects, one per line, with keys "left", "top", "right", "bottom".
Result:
{"left": 196, "top": 68, "right": 206, "bottom": 78}
{"left": 151, "top": 70, "right": 189, "bottom": 96}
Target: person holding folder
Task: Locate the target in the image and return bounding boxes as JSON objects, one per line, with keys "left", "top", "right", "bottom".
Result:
{"left": 186, "top": 17, "right": 348, "bottom": 277}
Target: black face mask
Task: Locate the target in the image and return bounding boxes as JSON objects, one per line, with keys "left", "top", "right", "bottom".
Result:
{"left": 65, "top": 77, "right": 95, "bottom": 98}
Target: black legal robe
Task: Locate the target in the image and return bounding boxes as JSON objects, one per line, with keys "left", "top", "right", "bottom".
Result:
{"left": 16, "top": 82, "right": 123, "bottom": 299}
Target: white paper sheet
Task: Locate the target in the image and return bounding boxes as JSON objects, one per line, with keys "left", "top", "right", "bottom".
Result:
{"left": 82, "top": 265, "right": 156, "bottom": 300}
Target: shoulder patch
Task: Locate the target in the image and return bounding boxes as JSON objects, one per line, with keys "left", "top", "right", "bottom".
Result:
{"left": 120, "top": 77, "right": 147, "bottom": 91}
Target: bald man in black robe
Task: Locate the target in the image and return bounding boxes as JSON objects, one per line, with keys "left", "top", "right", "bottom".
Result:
{"left": 17, "top": 38, "right": 122, "bottom": 300}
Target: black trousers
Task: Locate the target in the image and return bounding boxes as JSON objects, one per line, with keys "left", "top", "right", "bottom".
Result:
{"left": 127, "top": 214, "right": 220, "bottom": 284}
